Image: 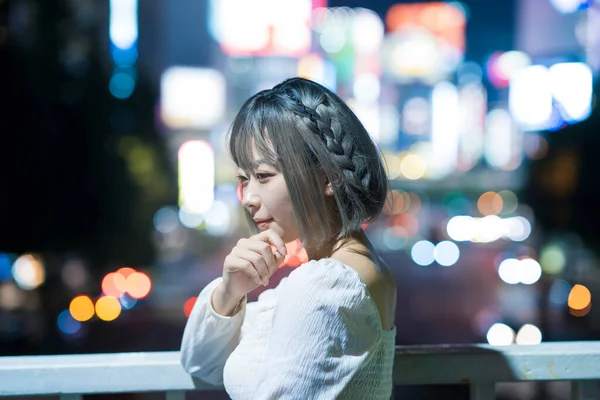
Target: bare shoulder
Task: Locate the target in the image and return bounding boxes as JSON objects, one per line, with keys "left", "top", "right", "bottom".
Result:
{"left": 330, "top": 251, "right": 397, "bottom": 331}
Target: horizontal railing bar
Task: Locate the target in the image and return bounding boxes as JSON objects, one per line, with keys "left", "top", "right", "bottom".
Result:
{"left": 0, "top": 341, "right": 599, "bottom": 396}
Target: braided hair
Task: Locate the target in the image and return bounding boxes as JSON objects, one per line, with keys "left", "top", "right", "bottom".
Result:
{"left": 229, "top": 77, "right": 389, "bottom": 248}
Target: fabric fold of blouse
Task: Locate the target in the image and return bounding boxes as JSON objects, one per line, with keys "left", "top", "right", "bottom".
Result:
{"left": 180, "top": 258, "right": 396, "bottom": 399}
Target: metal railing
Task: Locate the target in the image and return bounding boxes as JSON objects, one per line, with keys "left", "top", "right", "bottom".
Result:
{"left": 0, "top": 341, "right": 598, "bottom": 399}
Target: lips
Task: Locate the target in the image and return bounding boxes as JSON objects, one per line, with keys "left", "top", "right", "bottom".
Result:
{"left": 254, "top": 219, "right": 273, "bottom": 229}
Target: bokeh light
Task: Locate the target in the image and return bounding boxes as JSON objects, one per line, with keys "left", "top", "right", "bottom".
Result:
{"left": 411, "top": 240, "right": 435, "bottom": 266}
{"left": 477, "top": 191, "right": 503, "bottom": 216}
{"left": 57, "top": 310, "right": 82, "bottom": 335}
{"left": 433, "top": 241, "right": 460, "bottom": 266}
{"left": 568, "top": 284, "right": 591, "bottom": 311}
{"left": 183, "top": 297, "right": 197, "bottom": 318}
{"left": 126, "top": 271, "right": 152, "bottom": 299}
{"left": 95, "top": 296, "right": 122, "bottom": 321}
{"left": 486, "top": 323, "right": 515, "bottom": 346}
{"left": 539, "top": 244, "right": 566, "bottom": 275}
{"left": 69, "top": 295, "right": 95, "bottom": 322}
{"left": 516, "top": 324, "right": 542, "bottom": 345}
{"left": 11, "top": 254, "right": 46, "bottom": 290}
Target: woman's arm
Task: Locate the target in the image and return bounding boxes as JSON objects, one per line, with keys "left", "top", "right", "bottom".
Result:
{"left": 179, "top": 277, "right": 248, "bottom": 385}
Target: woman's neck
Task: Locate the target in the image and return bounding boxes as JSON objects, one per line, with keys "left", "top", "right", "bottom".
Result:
{"left": 306, "top": 230, "right": 373, "bottom": 261}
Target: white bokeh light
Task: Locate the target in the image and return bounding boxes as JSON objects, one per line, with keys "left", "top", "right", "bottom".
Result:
{"left": 516, "top": 324, "right": 542, "bottom": 345}
{"left": 486, "top": 323, "right": 515, "bottom": 346}
{"left": 434, "top": 241, "right": 460, "bottom": 267}
{"left": 411, "top": 240, "right": 435, "bottom": 266}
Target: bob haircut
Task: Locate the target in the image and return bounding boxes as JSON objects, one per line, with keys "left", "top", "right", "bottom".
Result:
{"left": 228, "top": 77, "right": 389, "bottom": 249}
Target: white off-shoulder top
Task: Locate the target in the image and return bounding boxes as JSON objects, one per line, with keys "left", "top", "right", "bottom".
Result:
{"left": 180, "top": 258, "right": 396, "bottom": 399}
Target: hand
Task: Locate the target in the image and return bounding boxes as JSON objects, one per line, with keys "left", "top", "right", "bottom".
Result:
{"left": 221, "top": 229, "right": 287, "bottom": 300}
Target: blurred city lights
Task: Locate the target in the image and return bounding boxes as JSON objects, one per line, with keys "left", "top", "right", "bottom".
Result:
{"left": 484, "top": 109, "right": 521, "bottom": 171}
{"left": 126, "top": 272, "right": 152, "bottom": 299}
{"left": 0, "top": 282, "right": 26, "bottom": 311}
{"left": 402, "top": 97, "right": 429, "bottom": 136}
{"left": 431, "top": 81, "right": 460, "bottom": 176}
{"left": 411, "top": 240, "right": 435, "bottom": 266}
{"left": 178, "top": 208, "right": 205, "bottom": 229}
{"left": 178, "top": 140, "right": 215, "bottom": 215}
{"left": 539, "top": 244, "right": 567, "bottom": 275}
{"left": 102, "top": 272, "right": 126, "bottom": 298}
{"left": 209, "top": 0, "right": 312, "bottom": 56}
{"left": 119, "top": 293, "right": 138, "bottom": 310}
{"left": 516, "top": 324, "right": 542, "bottom": 345}
{"left": 57, "top": 310, "right": 82, "bottom": 335}
{"left": 568, "top": 284, "right": 591, "bottom": 311}
{"left": 400, "top": 154, "right": 427, "bottom": 180}
{"left": 109, "top": 0, "right": 138, "bottom": 99}
{"left": 205, "top": 200, "right": 231, "bottom": 236}
{"left": 153, "top": 206, "right": 180, "bottom": 234}
{"left": 352, "top": 8, "right": 384, "bottom": 55}
{"left": 0, "top": 253, "right": 14, "bottom": 281}
{"left": 486, "top": 51, "right": 531, "bottom": 88}
{"left": 550, "top": 0, "right": 591, "bottom": 14}
{"left": 549, "top": 62, "right": 593, "bottom": 122}
{"left": 95, "top": 296, "right": 122, "bottom": 322}
{"left": 477, "top": 192, "right": 503, "bottom": 216}
{"left": 433, "top": 241, "right": 460, "bottom": 267}
{"left": 69, "top": 295, "right": 95, "bottom": 322}
{"left": 61, "top": 258, "right": 88, "bottom": 291}
{"left": 486, "top": 323, "right": 515, "bottom": 346}
{"left": 509, "top": 65, "right": 554, "bottom": 130}
{"left": 498, "top": 258, "right": 542, "bottom": 285}
{"left": 183, "top": 297, "right": 197, "bottom": 318}
{"left": 497, "top": 190, "right": 518, "bottom": 214}
{"left": 11, "top": 254, "right": 45, "bottom": 290}
{"left": 549, "top": 279, "right": 572, "bottom": 305}
{"left": 161, "top": 67, "right": 226, "bottom": 130}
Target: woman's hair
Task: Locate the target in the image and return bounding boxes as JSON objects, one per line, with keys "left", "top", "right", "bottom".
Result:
{"left": 228, "top": 77, "right": 389, "bottom": 247}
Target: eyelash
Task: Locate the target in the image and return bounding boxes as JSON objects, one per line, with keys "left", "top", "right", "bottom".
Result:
{"left": 237, "top": 173, "right": 272, "bottom": 186}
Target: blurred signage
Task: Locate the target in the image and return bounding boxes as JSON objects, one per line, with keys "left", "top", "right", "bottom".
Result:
{"left": 209, "top": 0, "right": 314, "bottom": 56}
{"left": 382, "top": 2, "right": 466, "bottom": 82}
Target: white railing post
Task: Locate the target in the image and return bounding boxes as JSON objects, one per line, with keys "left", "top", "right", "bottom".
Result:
{"left": 470, "top": 383, "right": 495, "bottom": 400}
{"left": 572, "top": 380, "right": 599, "bottom": 400}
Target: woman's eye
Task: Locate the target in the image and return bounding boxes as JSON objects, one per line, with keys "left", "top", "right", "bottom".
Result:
{"left": 255, "top": 173, "right": 272, "bottom": 181}
{"left": 236, "top": 175, "right": 248, "bottom": 185}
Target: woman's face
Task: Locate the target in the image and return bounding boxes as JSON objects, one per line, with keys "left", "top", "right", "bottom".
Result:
{"left": 236, "top": 144, "right": 301, "bottom": 243}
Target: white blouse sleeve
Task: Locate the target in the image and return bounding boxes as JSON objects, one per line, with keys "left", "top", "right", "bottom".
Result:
{"left": 255, "top": 259, "right": 381, "bottom": 399}
{"left": 180, "top": 277, "right": 262, "bottom": 386}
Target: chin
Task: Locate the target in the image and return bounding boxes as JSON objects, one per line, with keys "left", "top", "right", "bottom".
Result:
{"left": 271, "top": 223, "right": 299, "bottom": 244}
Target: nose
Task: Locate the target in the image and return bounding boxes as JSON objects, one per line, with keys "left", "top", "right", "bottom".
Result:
{"left": 241, "top": 185, "right": 260, "bottom": 210}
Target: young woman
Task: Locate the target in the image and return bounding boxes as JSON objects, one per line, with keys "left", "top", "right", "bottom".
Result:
{"left": 180, "top": 77, "right": 397, "bottom": 399}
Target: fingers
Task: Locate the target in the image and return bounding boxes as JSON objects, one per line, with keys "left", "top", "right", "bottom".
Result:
{"left": 232, "top": 247, "right": 271, "bottom": 286}
{"left": 253, "top": 229, "right": 287, "bottom": 256}
{"left": 224, "top": 254, "right": 263, "bottom": 286}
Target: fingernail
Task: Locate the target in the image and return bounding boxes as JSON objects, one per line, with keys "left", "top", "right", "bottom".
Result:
{"left": 279, "top": 247, "right": 287, "bottom": 255}
{"left": 263, "top": 280, "right": 269, "bottom": 286}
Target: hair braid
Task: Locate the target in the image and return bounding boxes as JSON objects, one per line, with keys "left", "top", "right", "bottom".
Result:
{"left": 281, "top": 89, "right": 373, "bottom": 206}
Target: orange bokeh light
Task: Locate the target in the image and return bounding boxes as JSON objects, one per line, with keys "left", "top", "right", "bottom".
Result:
{"left": 69, "top": 295, "right": 95, "bottom": 322}
{"left": 126, "top": 272, "right": 152, "bottom": 299}
{"left": 183, "top": 297, "right": 197, "bottom": 318}
{"left": 101, "top": 272, "right": 124, "bottom": 298}
{"left": 117, "top": 267, "right": 136, "bottom": 278}
{"left": 568, "top": 284, "right": 592, "bottom": 310}
{"left": 95, "top": 296, "right": 122, "bottom": 321}
{"left": 477, "top": 191, "right": 503, "bottom": 216}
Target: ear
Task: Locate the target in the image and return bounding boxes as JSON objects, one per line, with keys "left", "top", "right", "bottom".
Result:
{"left": 324, "top": 181, "right": 334, "bottom": 196}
